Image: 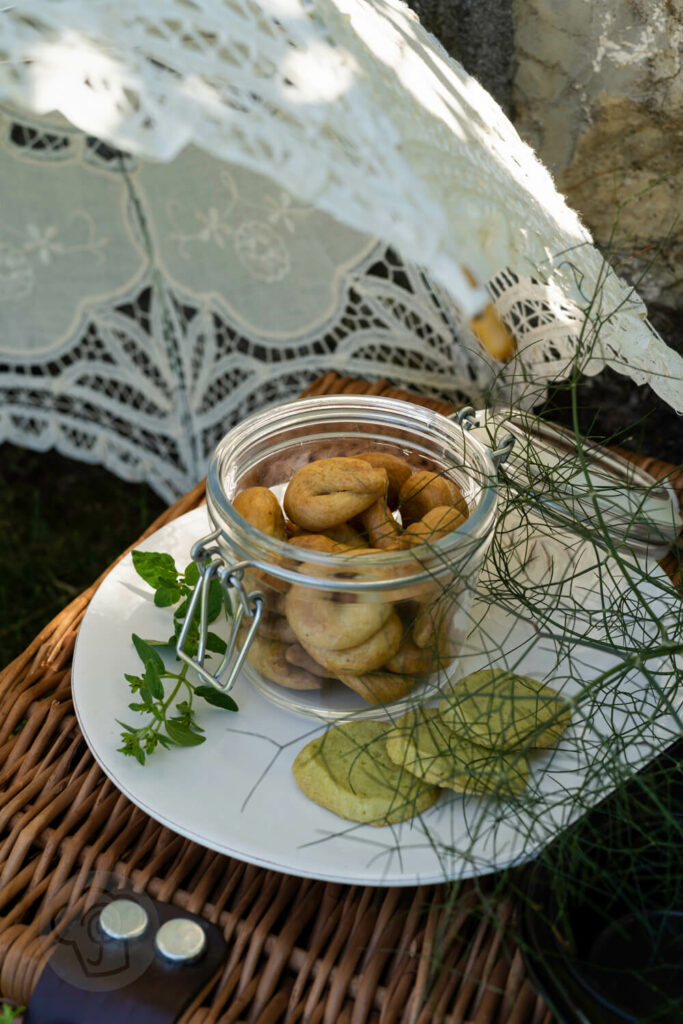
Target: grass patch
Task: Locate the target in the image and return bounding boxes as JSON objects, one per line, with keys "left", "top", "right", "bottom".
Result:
{"left": 0, "top": 444, "right": 166, "bottom": 665}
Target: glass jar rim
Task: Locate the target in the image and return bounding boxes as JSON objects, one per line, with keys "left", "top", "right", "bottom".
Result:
{"left": 206, "top": 395, "right": 499, "bottom": 588}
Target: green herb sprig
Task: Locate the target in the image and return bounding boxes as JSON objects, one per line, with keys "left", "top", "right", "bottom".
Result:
{"left": 117, "top": 551, "right": 238, "bottom": 765}
{"left": 0, "top": 1004, "right": 25, "bottom": 1024}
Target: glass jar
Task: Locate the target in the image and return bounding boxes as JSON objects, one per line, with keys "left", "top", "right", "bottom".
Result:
{"left": 179, "top": 396, "right": 505, "bottom": 721}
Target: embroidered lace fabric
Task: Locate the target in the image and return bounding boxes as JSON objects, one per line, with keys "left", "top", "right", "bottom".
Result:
{"left": 0, "top": 2, "right": 680, "bottom": 499}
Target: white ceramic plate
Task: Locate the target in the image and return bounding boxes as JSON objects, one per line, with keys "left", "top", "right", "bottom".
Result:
{"left": 72, "top": 507, "right": 681, "bottom": 886}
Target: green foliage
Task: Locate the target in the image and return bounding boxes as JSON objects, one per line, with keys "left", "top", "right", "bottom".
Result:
{"left": 118, "top": 551, "right": 237, "bottom": 765}
{"left": 0, "top": 1005, "right": 24, "bottom": 1023}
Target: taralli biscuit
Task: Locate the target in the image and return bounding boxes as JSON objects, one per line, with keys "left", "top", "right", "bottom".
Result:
{"left": 228, "top": 449, "right": 470, "bottom": 705}
{"left": 402, "top": 505, "right": 467, "bottom": 547}
{"left": 360, "top": 498, "right": 402, "bottom": 549}
{"left": 411, "top": 597, "right": 456, "bottom": 651}
{"left": 385, "top": 708, "right": 528, "bottom": 795}
{"left": 384, "top": 634, "right": 444, "bottom": 675}
{"left": 342, "top": 549, "right": 442, "bottom": 604}
{"left": 438, "top": 669, "right": 571, "bottom": 751}
{"left": 284, "top": 457, "right": 387, "bottom": 531}
{"left": 284, "top": 518, "right": 302, "bottom": 539}
{"left": 233, "top": 487, "right": 289, "bottom": 593}
{"left": 288, "top": 533, "right": 352, "bottom": 555}
{"left": 285, "top": 584, "right": 393, "bottom": 651}
{"left": 284, "top": 643, "right": 332, "bottom": 678}
{"left": 336, "top": 669, "right": 416, "bottom": 705}
{"left": 244, "top": 566, "right": 289, "bottom": 598}
{"left": 232, "top": 487, "right": 286, "bottom": 540}
{"left": 258, "top": 611, "right": 297, "bottom": 644}
{"left": 302, "top": 610, "right": 403, "bottom": 674}
{"left": 266, "top": 591, "right": 288, "bottom": 617}
{"left": 399, "top": 471, "right": 468, "bottom": 526}
{"left": 357, "top": 452, "right": 412, "bottom": 509}
{"left": 319, "top": 522, "right": 367, "bottom": 548}
{"left": 246, "top": 635, "right": 322, "bottom": 690}
{"left": 292, "top": 721, "right": 440, "bottom": 826}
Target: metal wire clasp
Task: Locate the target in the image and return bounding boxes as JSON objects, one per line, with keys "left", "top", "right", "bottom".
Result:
{"left": 454, "top": 405, "right": 480, "bottom": 430}
{"left": 448, "top": 407, "right": 515, "bottom": 470}
{"left": 176, "top": 531, "right": 264, "bottom": 692}
{"left": 491, "top": 434, "right": 515, "bottom": 468}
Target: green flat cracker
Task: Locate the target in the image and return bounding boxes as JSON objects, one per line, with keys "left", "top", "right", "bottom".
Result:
{"left": 292, "top": 720, "right": 440, "bottom": 826}
{"left": 438, "top": 669, "right": 571, "bottom": 752}
{"left": 385, "top": 708, "right": 528, "bottom": 796}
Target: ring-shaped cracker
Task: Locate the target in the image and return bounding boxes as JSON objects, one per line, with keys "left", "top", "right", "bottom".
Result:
{"left": 402, "top": 505, "right": 467, "bottom": 547}
{"left": 399, "top": 471, "right": 468, "bottom": 527}
{"left": 285, "top": 584, "right": 393, "bottom": 651}
{"left": 285, "top": 643, "right": 332, "bottom": 678}
{"left": 302, "top": 610, "right": 403, "bottom": 673}
{"left": 384, "top": 634, "right": 444, "bottom": 675}
{"left": 360, "top": 498, "right": 402, "bottom": 549}
{"left": 284, "top": 457, "right": 387, "bottom": 531}
{"left": 246, "top": 635, "right": 322, "bottom": 690}
{"left": 258, "top": 612, "right": 297, "bottom": 644}
{"left": 232, "top": 487, "right": 286, "bottom": 540}
{"left": 357, "top": 452, "right": 412, "bottom": 509}
{"left": 336, "top": 669, "right": 416, "bottom": 704}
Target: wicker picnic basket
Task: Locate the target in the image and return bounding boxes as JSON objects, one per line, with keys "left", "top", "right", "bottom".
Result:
{"left": 0, "top": 373, "right": 680, "bottom": 1023}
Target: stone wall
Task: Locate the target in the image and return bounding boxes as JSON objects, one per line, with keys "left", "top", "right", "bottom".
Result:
{"left": 409, "top": 0, "right": 681, "bottom": 458}
{"left": 413, "top": 0, "right": 682, "bottom": 309}
{"left": 512, "top": 0, "right": 682, "bottom": 308}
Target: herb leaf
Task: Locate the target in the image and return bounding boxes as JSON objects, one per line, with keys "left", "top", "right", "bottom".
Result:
{"left": 132, "top": 551, "right": 179, "bottom": 589}
{"left": 206, "top": 631, "right": 228, "bottom": 654}
{"left": 119, "top": 551, "right": 237, "bottom": 767}
{"left": 207, "top": 579, "right": 223, "bottom": 623}
{"left": 144, "top": 661, "right": 165, "bottom": 701}
{"left": 165, "top": 719, "right": 207, "bottom": 746}
{"left": 184, "top": 562, "right": 200, "bottom": 586}
{"left": 154, "top": 585, "right": 182, "bottom": 608}
{"left": 195, "top": 685, "right": 239, "bottom": 712}
{"left": 132, "top": 633, "right": 165, "bottom": 672}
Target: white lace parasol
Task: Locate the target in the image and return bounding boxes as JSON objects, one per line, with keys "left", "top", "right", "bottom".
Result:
{"left": 0, "top": 0, "right": 680, "bottom": 499}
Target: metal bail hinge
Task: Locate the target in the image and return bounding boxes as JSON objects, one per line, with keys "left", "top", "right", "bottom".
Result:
{"left": 449, "top": 407, "right": 515, "bottom": 472}
{"left": 453, "top": 406, "right": 480, "bottom": 431}
{"left": 491, "top": 434, "right": 515, "bottom": 468}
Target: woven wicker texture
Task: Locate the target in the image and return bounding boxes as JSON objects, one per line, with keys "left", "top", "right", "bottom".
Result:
{"left": 1, "top": 374, "right": 680, "bottom": 1022}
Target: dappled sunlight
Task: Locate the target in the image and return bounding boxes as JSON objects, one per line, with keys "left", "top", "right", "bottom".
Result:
{"left": 281, "top": 41, "right": 359, "bottom": 105}
{"left": 341, "top": 0, "right": 467, "bottom": 142}
{"left": 345, "top": 0, "right": 588, "bottom": 248}
{"left": 0, "top": 0, "right": 679, "bottom": 412}
{"left": 28, "top": 30, "right": 137, "bottom": 141}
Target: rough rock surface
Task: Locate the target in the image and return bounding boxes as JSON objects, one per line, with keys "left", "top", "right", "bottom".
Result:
{"left": 408, "top": 0, "right": 681, "bottom": 456}
{"left": 513, "top": 0, "right": 683, "bottom": 308}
